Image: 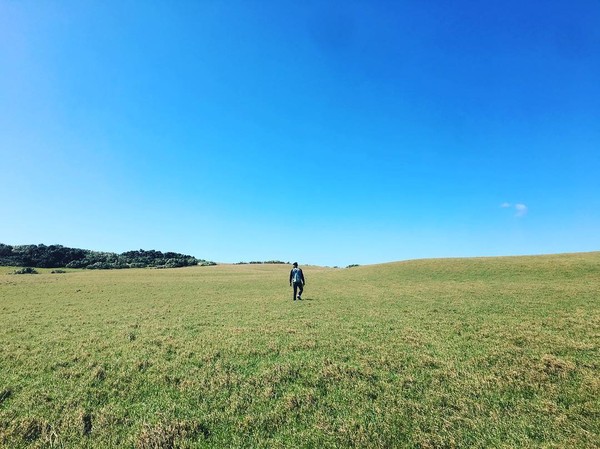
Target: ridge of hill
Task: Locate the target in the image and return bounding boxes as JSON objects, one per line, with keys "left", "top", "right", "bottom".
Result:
{"left": 344, "top": 251, "right": 600, "bottom": 279}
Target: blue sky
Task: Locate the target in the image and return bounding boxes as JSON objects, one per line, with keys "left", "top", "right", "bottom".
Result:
{"left": 1, "top": 1, "right": 599, "bottom": 266}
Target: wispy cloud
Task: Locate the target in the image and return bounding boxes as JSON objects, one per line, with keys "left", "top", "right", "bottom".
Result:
{"left": 501, "top": 201, "right": 528, "bottom": 217}
{"left": 515, "top": 203, "right": 528, "bottom": 217}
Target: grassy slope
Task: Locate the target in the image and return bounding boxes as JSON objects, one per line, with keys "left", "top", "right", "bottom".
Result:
{"left": 0, "top": 253, "right": 598, "bottom": 448}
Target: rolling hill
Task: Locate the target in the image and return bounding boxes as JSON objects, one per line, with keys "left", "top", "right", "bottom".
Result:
{"left": 1, "top": 252, "right": 598, "bottom": 448}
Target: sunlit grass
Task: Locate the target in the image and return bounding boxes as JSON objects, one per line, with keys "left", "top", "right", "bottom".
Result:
{"left": 1, "top": 253, "right": 598, "bottom": 448}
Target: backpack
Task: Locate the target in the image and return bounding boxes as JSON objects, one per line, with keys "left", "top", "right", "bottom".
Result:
{"left": 292, "top": 268, "right": 302, "bottom": 283}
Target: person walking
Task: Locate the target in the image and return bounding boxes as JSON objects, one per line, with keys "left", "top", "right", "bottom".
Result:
{"left": 289, "top": 262, "right": 305, "bottom": 300}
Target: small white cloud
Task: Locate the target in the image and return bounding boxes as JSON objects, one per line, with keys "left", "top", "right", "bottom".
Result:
{"left": 500, "top": 202, "right": 511, "bottom": 208}
{"left": 515, "top": 203, "right": 528, "bottom": 217}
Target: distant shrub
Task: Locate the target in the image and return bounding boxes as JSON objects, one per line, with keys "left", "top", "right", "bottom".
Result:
{"left": 129, "top": 263, "right": 147, "bottom": 269}
{"left": 236, "top": 260, "right": 288, "bottom": 265}
{"left": 346, "top": 264, "right": 360, "bottom": 268}
{"left": 86, "top": 262, "right": 113, "bottom": 270}
{"left": 164, "top": 259, "right": 184, "bottom": 269}
{"left": 51, "top": 269, "right": 66, "bottom": 274}
{"left": 13, "top": 267, "right": 38, "bottom": 274}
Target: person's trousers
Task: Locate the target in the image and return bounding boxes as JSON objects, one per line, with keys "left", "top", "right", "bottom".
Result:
{"left": 293, "top": 281, "right": 303, "bottom": 299}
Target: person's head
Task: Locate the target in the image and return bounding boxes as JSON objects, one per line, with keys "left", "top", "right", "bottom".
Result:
{"left": 293, "top": 262, "right": 298, "bottom": 267}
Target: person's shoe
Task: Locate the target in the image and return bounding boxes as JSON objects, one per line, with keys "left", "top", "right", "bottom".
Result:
{"left": 297, "top": 295, "right": 302, "bottom": 300}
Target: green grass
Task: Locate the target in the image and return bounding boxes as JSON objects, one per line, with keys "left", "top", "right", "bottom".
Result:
{"left": 1, "top": 253, "right": 599, "bottom": 448}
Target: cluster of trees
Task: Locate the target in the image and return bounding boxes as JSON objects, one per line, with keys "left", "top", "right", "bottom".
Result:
{"left": 0, "top": 244, "right": 215, "bottom": 269}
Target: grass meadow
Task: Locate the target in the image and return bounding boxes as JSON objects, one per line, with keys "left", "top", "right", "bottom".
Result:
{"left": 0, "top": 253, "right": 598, "bottom": 448}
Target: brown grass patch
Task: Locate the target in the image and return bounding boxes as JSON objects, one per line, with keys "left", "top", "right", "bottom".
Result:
{"left": 541, "top": 354, "right": 575, "bottom": 377}
{"left": 135, "top": 420, "right": 209, "bottom": 449}
{"left": 3, "top": 417, "right": 59, "bottom": 446}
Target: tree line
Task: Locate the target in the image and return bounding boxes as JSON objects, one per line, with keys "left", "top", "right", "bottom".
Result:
{"left": 0, "top": 243, "right": 215, "bottom": 269}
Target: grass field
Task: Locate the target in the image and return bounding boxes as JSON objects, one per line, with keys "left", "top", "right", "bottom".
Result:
{"left": 1, "top": 253, "right": 599, "bottom": 448}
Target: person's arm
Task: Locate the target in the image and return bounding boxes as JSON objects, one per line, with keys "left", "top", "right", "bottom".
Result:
{"left": 301, "top": 269, "right": 305, "bottom": 284}
{"left": 289, "top": 269, "right": 293, "bottom": 285}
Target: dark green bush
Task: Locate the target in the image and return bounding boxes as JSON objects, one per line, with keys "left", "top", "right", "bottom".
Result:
{"left": 13, "top": 267, "right": 38, "bottom": 274}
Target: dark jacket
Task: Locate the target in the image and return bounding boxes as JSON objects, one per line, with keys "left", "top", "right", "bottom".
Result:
{"left": 289, "top": 267, "right": 305, "bottom": 284}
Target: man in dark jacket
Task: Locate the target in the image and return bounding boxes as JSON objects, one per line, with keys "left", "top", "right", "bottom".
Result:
{"left": 289, "top": 262, "right": 305, "bottom": 300}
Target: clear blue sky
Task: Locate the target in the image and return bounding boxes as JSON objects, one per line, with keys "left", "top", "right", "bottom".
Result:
{"left": 1, "top": 1, "right": 599, "bottom": 266}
